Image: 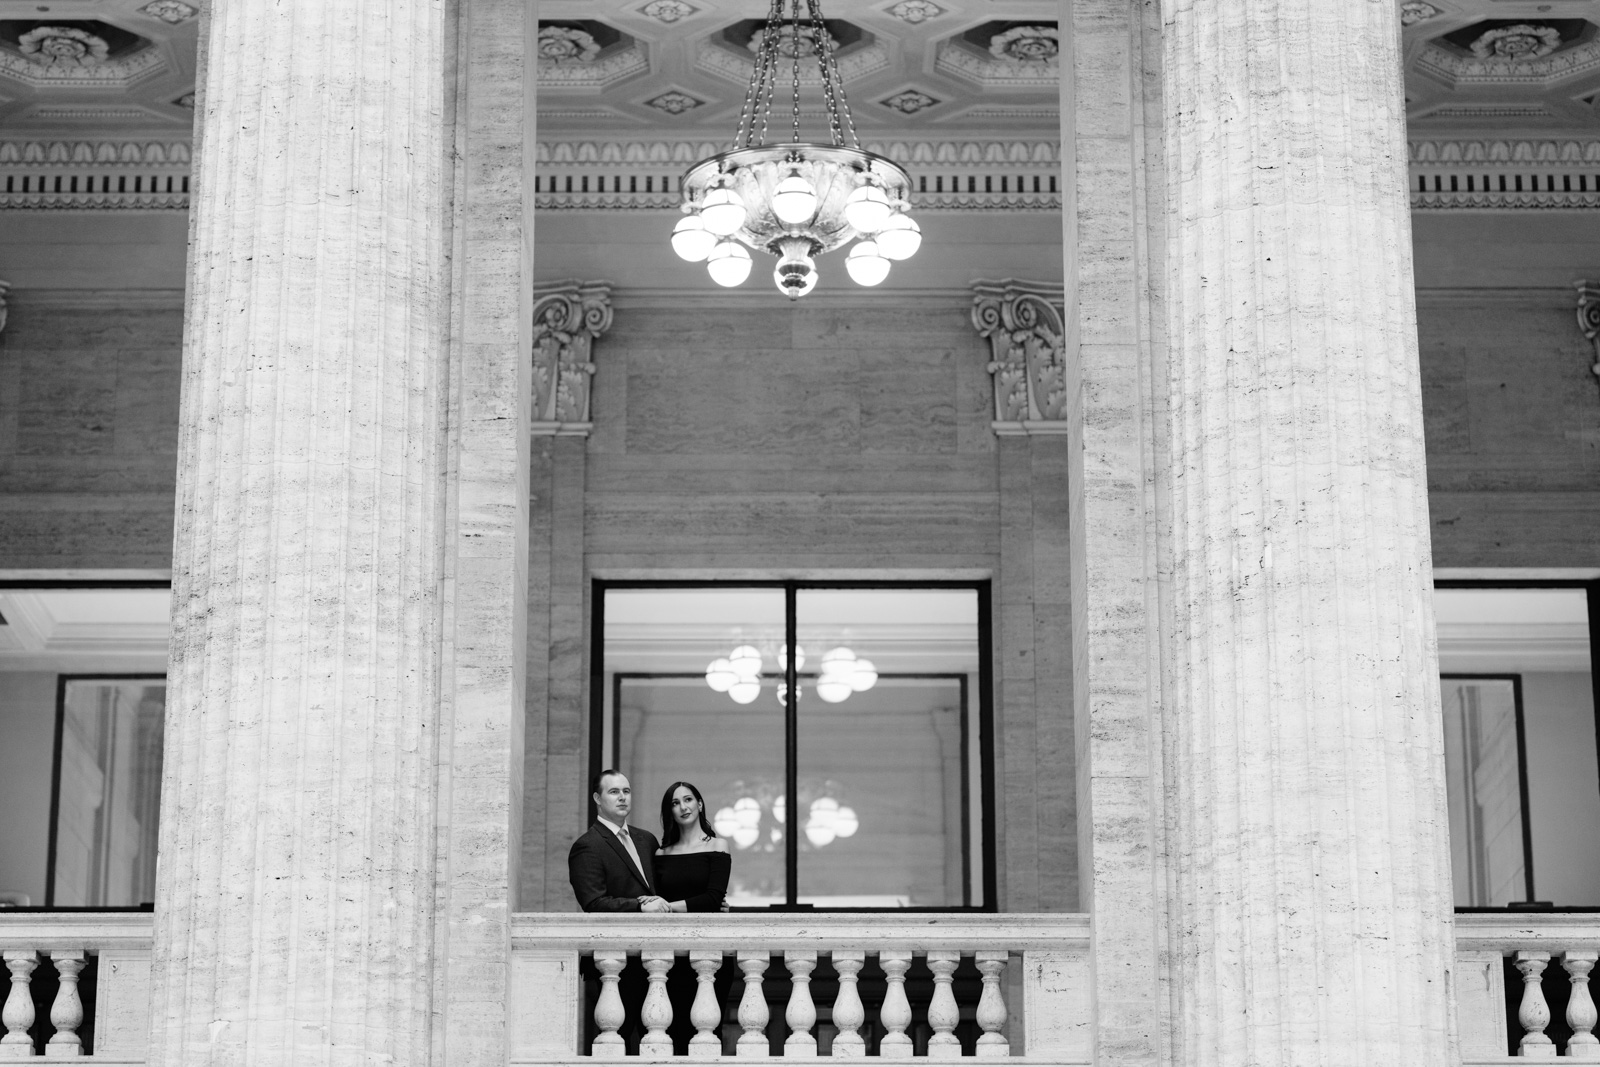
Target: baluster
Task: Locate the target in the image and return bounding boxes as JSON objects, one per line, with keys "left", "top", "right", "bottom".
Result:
{"left": 830, "top": 952, "right": 867, "bottom": 1058}
{"left": 1, "top": 950, "right": 38, "bottom": 1058}
{"left": 878, "top": 950, "right": 914, "bottom": 1059}
{"left": 926, "top": 951, "right": 962, "bottom": 1059}
{"left": 736, "top": 950, "right": 770, "bottom": 1057}
{"left": 1566, "top": 951, "right": 1600, "bottom": 1060}
{"left": 1516, "top": 951, "right": 1556, "bottom": 1058}
{"left": 592, "top": 951, "right": 628, "bottom": 1051}
{"left": 974, "top": 951, "right": 1010, "bottom": 1058}
{"left": 640, "top": 949, "right": 675, "bottom": 1055}
{"left": 688, "top": 950, "right": 725, "bottom": 1058}
{"left": 46, "top": 952, "right": 85, "bottom": 1058}
{"left": 784, "top": 951, "right": 818, "bottom": 1056}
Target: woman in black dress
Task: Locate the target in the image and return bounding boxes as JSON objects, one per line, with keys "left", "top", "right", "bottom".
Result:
{"left": 655, "top": 781, "right": 733, "bottom": 1052}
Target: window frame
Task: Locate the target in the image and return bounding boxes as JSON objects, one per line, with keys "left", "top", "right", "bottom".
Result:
{"left": 588, "top": 577, "right": 998, "bottom": 912}
{"left": 1435, "top": 577, "right": 1600, "bottom": 913}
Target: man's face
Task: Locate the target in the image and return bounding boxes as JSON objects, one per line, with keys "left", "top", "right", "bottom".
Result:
{"left": 594, "top": 773, "right": 632, "bottom": 824}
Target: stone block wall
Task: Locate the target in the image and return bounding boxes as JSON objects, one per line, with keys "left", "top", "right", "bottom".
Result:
{"left": 0, "top": 299, "right": 181, "bottom": 570}
{"left": 1417, "top": 293, "right": 1600, "bottom": 568}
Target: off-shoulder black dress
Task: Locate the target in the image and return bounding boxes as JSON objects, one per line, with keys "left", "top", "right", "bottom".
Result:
{"left": 655, "top": 851, "right": 731, "bottom": 912}
{"left": 654, "top": 850, "right": 733, "bottom": 1052}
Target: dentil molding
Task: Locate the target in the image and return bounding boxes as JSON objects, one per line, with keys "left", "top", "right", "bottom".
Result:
{"left": 531, "top": 281, "right": 614, "bottom": 437}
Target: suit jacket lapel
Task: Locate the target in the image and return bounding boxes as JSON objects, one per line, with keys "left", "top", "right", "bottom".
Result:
{"left": 597, "top": 823, "right": 652, "bottom": 893}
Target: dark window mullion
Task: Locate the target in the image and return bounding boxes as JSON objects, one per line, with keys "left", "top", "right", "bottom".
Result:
{"left": 785, "top": 582, "right": 799, "bottom": 907}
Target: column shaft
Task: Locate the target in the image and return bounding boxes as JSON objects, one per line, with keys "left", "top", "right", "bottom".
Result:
{"left": 1163, "top": 0, "right": 1455, "bottom": 1062}
{"left": 149, "top": 0, "right": 447, "bottom": 1063}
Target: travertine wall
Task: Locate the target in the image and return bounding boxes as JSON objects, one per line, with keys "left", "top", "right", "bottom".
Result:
{"left": 1417, "top": 294, "right": 1600, "bottom": 568}
{"left": 0, "top": 299, "right": 181, "bottom": 569}
{"left": 517, "top": 301, "right": 1080, "bottom": 914}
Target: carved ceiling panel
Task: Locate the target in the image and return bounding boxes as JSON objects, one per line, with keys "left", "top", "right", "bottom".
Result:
{"left": 0, "top": 0, "right": 196, "bottom": 133}
{"left": 1404, "top": 1, "right": 1600, "bottom": 132}
{"left": 534, "top": 0, "right": 1062, "bottom": 137}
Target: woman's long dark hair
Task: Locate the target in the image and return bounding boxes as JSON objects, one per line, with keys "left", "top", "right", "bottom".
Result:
{"left": 660, "top": 780, "right": 718, "bottom": 848}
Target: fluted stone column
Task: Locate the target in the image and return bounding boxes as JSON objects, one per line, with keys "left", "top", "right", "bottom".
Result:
{"left": 148, "top": 1, "right": 447, "bottom": 1063}
{"left": 1163, "top": 1, "right": 1456, "bottom": 1062}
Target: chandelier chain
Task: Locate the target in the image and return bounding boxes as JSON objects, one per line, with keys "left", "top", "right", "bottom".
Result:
{"left": 807, "top": 0, "right": 854, "bottom": 149}
{"left": 790, "top": 0, "right": 802, "bottom": 146}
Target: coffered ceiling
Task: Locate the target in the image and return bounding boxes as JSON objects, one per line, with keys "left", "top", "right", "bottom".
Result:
{"left": 534, "top": 0, "right": 1062, "bottom": 138}
{"left": 0, "top": 0, "right": 197, "bottom": 134}
{"left": 1404, "top": 0, "right": 1600, "bottom": 132}
{"left": 2, "top": 1, "right": 1598, "bottom": 140}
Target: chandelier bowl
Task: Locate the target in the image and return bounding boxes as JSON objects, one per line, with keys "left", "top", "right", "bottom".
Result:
{"left": 680, "top": 144, "right": 914, "bottom": 296}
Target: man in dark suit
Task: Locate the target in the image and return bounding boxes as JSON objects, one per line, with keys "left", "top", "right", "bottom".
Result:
{"left": 569, "top": 769, "right": 665, "bottom": 1053}
{"left": 569, "top": 768, "right": 667, "bottom": 912}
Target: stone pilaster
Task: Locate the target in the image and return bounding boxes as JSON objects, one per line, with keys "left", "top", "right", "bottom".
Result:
{"left": 1163, "top": 1, "right": 1455, "bottom": 1062}
{"left": 148, "top": 0, "right": 447, "bottom": 1064}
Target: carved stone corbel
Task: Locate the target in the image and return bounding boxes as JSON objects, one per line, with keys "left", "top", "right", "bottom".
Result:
{"left": 970, "top": 279, "right": 1069, "bottom": 436}
{"left": 0, "top": 279, "right": 10, "bottom": 336}
{"left": 1575, "top": 280, "right": 1600, "bottom": 387}
{"left": 531, "top": 280, "right": 613, "bottom": 436}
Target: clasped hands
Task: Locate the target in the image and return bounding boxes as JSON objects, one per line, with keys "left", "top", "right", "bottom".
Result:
{"left": 637, "top": 895, "right": 672, "bottom": 913}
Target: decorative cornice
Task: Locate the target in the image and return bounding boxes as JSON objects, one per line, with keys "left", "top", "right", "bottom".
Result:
{"left": 1409, "top": 139, "right": 1600, "bottom": 210}
{"left": 534, "top": 138, "right": 1064, "bottom": 213}
{"left": 0, "top": 139, "right": 191, "bottom": 210}
{"left": 970, "top": 280, "right": 1069, "bottom": 437}
{"left": 531, "top": 281, "right": 613, "bottom": 436}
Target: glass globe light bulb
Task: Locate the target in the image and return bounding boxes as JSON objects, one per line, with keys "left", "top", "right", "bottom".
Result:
{"left": 816, "top": 678, "right": 853, "bottom": 703}
{"left": 820, "top": 647, "right": 857, "bottom": 672}
{"left": 728, "top": 644, "right": 763, "bottom": 679}
{"left": 833, "top": 805, "right": 859, "bottom": 838}
{"left": 875, "top": 214, "right": 922, "bottom": 260}
{"left": 849, "top": 658, "right": 878, "bottom": 692}
{"left": 771, "top": 173, "right": 819, "bottom": 224}
{"left": 772, "top": 795, "right": 786, "bottom": 826}
{"left": 728, "top": 679, "right": 761, "bottom": 704}
{"left": 671, "top": 215, "right": 717, "bottom": 262}
{"left": 706, "top": 241, "right": 752, "bottom": 287}
{"left": 700, "top": 187, "right": 748, "bottom": 236}
{"left": 713, "top": 806, "right": 740, "bottom": 837}
{"left": 846, "top": 241, "right": 891, "bottom": 286}
{"left": 777, "top": 644, "right": 806, "bottom": 672}
{"left": 705, "top": 657, "right": 737, "bottom": 692}
{"left": 844, "top": 185, "right": 893, "bottom": 232}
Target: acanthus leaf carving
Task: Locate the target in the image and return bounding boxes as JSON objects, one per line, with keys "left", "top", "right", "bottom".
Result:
{"left": 1575, "top": 280, "right": 1600, "bottom": 389}
{"left": 531, "top": 281, "right": 614, "bottom": 435}
{"left": 970, "top": 280, "right": 1069, "bottom": 435}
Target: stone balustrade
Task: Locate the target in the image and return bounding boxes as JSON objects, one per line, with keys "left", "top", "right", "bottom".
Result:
{"left": 0, "top": 912, "right": 151, "bottom": 1062}
{"left": 9, "top": 908, "right": 1600, "bottom": 1062}
{"left": 508, "top": 913, "right": 1091, "bottom": 1062}
{"left": 1456, "top": 913, "right": 1600, "bottom": 1062}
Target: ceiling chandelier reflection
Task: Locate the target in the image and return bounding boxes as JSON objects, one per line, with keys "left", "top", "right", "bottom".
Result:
{"left": 669, "top": 0, "right": 921, "bottom": 298}
{"left": 713, "top": 792, "right": 859, "bottom": 850}
{"left": 704, "top": 643, "right": 877, "bottom": 705}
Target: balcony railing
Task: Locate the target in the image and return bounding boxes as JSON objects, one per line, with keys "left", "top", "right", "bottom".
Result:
{"left": 509, "top": 913, "right": 1092, "bottom": 1062}
{"left": 1455, "top": 913, "right": 1600, "bottom": 1064}
{"left": 6, "top": 909, "right": 1600, "bottom": 1061}
{"left": 0, "top": 911, "right": 152, "bottom": 1062}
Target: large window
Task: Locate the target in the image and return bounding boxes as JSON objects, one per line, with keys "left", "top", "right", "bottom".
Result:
{"left": 1435, "top": 581, "right": 1600, "bottom": 908}
{"left": 593, "top": 581, "right": 994, "bottom": 910}
{"left": 0, "top": 582, "right": 169, "bottom": 909}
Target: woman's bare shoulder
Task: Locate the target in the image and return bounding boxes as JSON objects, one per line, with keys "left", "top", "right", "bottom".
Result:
{"left": 704, "top": 835, "right": 729, "bottom": 853}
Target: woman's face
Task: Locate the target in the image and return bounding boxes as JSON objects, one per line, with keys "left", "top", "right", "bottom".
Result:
{"left": 671, "top": 786, "right": 700, "bottom": 825}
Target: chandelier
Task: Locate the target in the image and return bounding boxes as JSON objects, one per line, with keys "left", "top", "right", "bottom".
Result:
{"left": 704, "top": 643, "right": 877, "bottom": 705}
{"left": 668, "top": 0, "right": 921, "bottom": 298}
